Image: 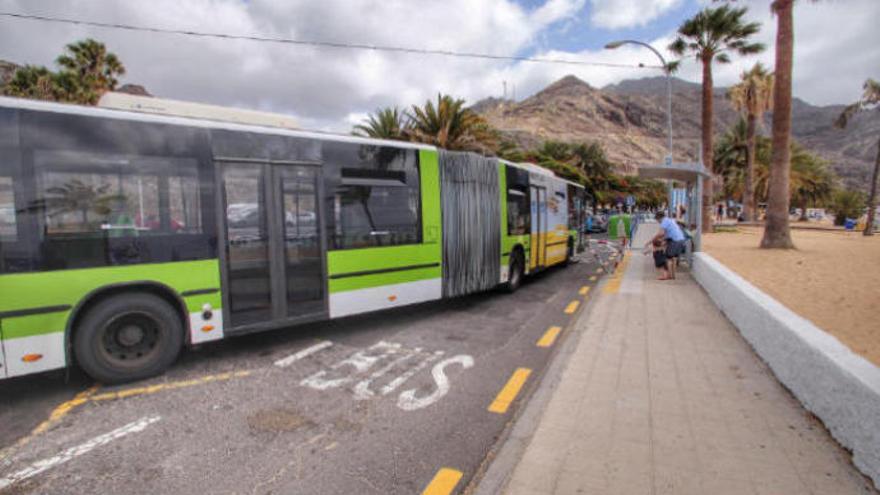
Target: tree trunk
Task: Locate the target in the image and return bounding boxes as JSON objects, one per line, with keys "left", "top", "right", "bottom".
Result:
{"left": 761, "top": 0, "right": 796, "bottom": 249}
{"left": 701, "top": 55, "right": 714, "bottom": 233}
{"left": 864, "top": 137, "right": 880, "bottom": 236}
{"left": 744, "top": 113, "right": 757, "bottom": 222}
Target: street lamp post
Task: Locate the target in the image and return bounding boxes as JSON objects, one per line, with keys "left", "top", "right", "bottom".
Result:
{"left": 605, "top": 40, "right": 675, "bottom": 213}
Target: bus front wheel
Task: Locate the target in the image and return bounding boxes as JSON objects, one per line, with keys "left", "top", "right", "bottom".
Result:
{"left": 504, "top": 251, "right": 524, "bottom": 293}
{"left": 74, "top": 293, "right": 184, "bottom": 384}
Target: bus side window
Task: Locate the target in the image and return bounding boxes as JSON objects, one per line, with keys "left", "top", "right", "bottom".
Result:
{"left": 327, "top": 143, "right": 421, "bottom": 250}
{"left": 33, "top": 151, "right": 201, "bottom": 237}
{"left": 507, "top": 187, "right": 529, "bottom": 236}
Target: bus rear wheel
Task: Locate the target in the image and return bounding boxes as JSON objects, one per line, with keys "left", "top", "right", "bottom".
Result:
{"left": 504, "top": 251, "right": 524, "bottom": 293}
{"left": 74, "top": 293, "right": 183, "bottom": 384}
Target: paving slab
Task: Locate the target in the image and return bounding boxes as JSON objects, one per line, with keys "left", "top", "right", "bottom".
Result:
{"left": 493, "top": 239, "right": 877, "bottom": 495}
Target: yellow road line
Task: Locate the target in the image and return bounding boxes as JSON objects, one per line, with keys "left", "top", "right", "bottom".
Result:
{"left": 488, "top": 368, "right": 532, "bottom": 414}
{"left": 578, "top": 286, "right": 590, "bottom": 296}
{"left": 0, "top": 384, "right": 100, "bottom": 461}
{"left": 90, "top": 370, "right": 252, "bottom": 402}
{"left": 1, "top": 369, "right": 253, "bottom": 461}
{"left": 603, "top": 252, "right": 631, "bottom": 294}
{"left": 421, "top": 468, "right": 463, "bottom": 495}
{"left": 563, "top": 300, "right": 580, "bottom": 314}
{"left": 536, "top": 326, "right": 562, "bottom": 348}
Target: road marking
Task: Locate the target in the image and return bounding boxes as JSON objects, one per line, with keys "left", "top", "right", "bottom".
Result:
{"left": 380, "top": 351, "right": 444, "bottom": 396}
{"left": 0, "top": 415, "right": 161, "bottom": 491}
{"left": 354, "top": 350, "right": 422, "bottom": 400}
{"left": 603, "top": 252, "right": 631, "bottom": 294}
{"left": 578, "top": 286, "right": 590, "bottom": 296}
{"left": 422, "top": 468, "right": 463, "bottom": 495}
{"left": 563, "top": 300, "right": 580, "bottom": 314}
{"left": 0, "top": 384, "right": 100, "bottom": 462}
{"left": 89, "top": 370, "right": 252, "bottom": 402}
{"left": 488, "top": 368, "right": 532, "bottom": 414}
{"left": 274, "top": 340, "right": 333, "bottom": 368}
{"left": 301, "top": 341, "right": 401, "bottom": 391}
{"left": 589, "top": 275, "right": 597, "bottom": 281}
{"left": 398, "top": 355, "right": 474, "bottom": 411}
{"left": 536, "top": 326, "right": 562, "bottom": 348}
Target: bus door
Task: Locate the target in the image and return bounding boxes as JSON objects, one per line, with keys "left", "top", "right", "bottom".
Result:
{"left": 219, "top": 161, "right": 326, "bottom": 329}
{"left": 530, "top": 185, "right": 547, "bottom": 270}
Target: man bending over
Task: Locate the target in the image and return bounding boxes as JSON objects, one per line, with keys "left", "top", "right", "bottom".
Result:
{"left": 646, "top": 211, "right": 686, "bottom": 280}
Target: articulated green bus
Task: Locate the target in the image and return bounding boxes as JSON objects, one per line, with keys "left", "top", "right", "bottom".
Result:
{"left": 0, "top": 96, "right": 586, "bottom": 383}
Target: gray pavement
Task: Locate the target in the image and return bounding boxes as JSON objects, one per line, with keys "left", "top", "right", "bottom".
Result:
{"left": 492, "top": 234, "right": 877, "bottom": 495}
{"left": 0, "top": 244, "right": 616, "bottom": 495}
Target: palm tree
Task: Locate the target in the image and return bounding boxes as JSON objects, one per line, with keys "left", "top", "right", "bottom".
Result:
{"left": 790, "top": 145, "right": 834, "bottom": 221}
{"left": 2, "top": 65, "right": 57, "bottom": 100}
{"left": 836, "top": 78, "right": 880, "bottom": 235}
{"left": 670, "top": 5, "right": 764, "bottom": 233}
{"left": 406, "top": 94, "right": 498, "bottom": 154}
{"left": 714, "top": 118, "right": 750, "bottom": 202}
{"left": 56, "top": 38, "right": 125, "bottom": 104}
{"left": 353, "top": 107, "right": 407, "bottom": 140}
{"left": 760, "top": 0, "right": 796, "bottom": 248}
{"left": 729, "top": 63, "right": 774, "bottom": 222}
{"left": 2, "top": 39, "right": 125, "bottom": 105}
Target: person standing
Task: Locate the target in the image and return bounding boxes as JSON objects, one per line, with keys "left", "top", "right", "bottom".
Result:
{"left": 647, "top": 211, "right": 686, "bottom": 280}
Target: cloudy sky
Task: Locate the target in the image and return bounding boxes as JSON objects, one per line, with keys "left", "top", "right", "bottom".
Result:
{"left": 0, "top": 0, "right": 877, "bottom": 131}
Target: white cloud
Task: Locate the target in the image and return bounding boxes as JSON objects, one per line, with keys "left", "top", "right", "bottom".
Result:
{"left": 666, "top": 0, "right": 880, "bottom": 106}
{"left": 0, "top": 0, "right": 875, "bottom": 133}
{"left": 589, "top": 0, "right": 683, "bottom": 29}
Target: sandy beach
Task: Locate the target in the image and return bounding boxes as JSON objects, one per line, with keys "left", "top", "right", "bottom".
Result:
{"left": 704, "top": 226, "right": 880, "bottom": 367}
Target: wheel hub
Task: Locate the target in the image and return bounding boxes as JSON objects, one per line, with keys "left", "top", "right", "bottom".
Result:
{"left": 101, "top": 313, "right": 161, "bottom": 364}
{"left": 117, "top": 324, "right": 145, "bottom": 347}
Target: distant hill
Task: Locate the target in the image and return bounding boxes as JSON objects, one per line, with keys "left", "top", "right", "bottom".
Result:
{"left": 475, "top": 75, "right": 878, "bottom": 191}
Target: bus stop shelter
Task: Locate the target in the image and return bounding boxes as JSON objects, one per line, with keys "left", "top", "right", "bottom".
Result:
{"left": 638, "top": 162, "right": 711, "bottom": 251}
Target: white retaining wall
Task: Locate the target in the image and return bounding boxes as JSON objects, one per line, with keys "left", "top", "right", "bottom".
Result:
{"left": 693, "top": 252, "right": 880, "bottom": 488}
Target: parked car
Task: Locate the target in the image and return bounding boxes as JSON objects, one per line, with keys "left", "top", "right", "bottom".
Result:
{"left": 584, "top": 212, "right": 607, "bottom": 233}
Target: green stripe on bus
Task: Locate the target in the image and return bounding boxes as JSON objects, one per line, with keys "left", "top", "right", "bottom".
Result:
{"left": 0, "top": 259, "right": 221, "bottom": 339}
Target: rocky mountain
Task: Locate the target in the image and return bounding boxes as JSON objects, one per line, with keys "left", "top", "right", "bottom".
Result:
{"left": 476, "top": 75, "right": 878, "bottom": 190}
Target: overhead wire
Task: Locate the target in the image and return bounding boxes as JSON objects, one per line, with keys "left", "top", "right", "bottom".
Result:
{"left": 0, "top": 11, "right": 662, "bottom": 70}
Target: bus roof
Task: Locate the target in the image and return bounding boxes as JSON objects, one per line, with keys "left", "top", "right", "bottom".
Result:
{"left": 0, "top": 96, "right": 570, "bottom": 184}
{"left": 497, "top": 158, "right": 557, "bottom": 178}
{"left": 98, "top": 92, "right": 303, "bottom": 131}
{"left": 0, "top": 95, "right": 435, "bottom": 152}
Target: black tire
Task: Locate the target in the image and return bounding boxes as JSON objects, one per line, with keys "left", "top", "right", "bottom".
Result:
{"left": 565, "top": 238, "right": 575, "bottom": 265}
{"left": 74, "top": 293, "right": 184, "bottom": 384}
{"left": 504, "top": 251, "right": 525, "bottom": 293}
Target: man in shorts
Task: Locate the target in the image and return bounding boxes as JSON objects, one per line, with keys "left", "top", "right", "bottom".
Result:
{"left": 647, "top": 211, "right": 686, "bottom": 280}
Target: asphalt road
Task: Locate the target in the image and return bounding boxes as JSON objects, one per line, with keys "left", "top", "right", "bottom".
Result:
{"left": 0, "top": 242, "right": 618, "bottom": 495}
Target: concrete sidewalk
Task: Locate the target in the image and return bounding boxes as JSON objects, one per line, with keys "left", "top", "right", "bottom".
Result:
{"left": 492, "top": 240, "right": 876, "bottom": 494}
